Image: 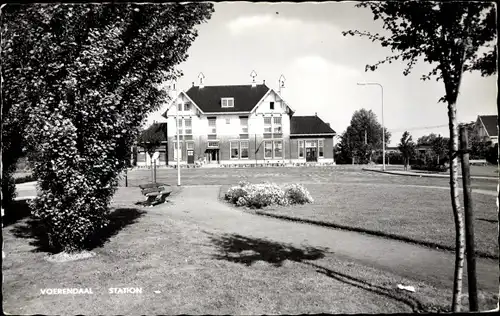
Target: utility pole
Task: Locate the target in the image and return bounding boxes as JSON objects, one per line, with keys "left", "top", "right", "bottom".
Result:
{"left": 357, "top": 82, "right": 385, "bottom": 170}
{"left": 175, "top": 86, "right": 181, "bottom": 186}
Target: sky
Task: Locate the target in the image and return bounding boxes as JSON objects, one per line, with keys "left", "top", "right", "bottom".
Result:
{"left": 171, "top": 2, "right": 497, "bottom": 146}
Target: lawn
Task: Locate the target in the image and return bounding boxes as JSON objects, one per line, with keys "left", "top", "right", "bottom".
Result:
{"left": 220, "top": 183, "right": 498, "bottom": 258}
{"left": 4, "top": 187, "right": 478, "bottom": 314}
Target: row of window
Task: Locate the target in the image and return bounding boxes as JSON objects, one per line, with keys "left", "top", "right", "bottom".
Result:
{"left": 139, "top": 139, "right": 325, "bottom": 161}
{"left": 175, "top": 116, "right": 276, "bottom": 136}
{"left": 180, "top": 100, "right": 279, "bottom": 111}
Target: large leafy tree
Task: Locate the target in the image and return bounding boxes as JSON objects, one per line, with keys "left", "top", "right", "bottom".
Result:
{"left": 397, "top": 131, "right": 416, "bottom": 170}
{"left": 1, "top": 3, "right": 213, "bottom": 252}
{"left": 338, "top": 108, "right": 391, "bottom": 164}
{"left": 343, "top": 1, "right": 496, "bottom": 311}
{"left": 431, "top": 135, "right": 450, "bottom": 165}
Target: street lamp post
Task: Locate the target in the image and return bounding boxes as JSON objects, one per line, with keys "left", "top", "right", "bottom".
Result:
{"left": 357, "top": 82, "right": 385, "bottom": 171}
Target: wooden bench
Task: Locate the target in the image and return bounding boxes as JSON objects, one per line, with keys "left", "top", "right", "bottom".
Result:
{"left": 138, "top": 183, "right": 171, "bottom": 206}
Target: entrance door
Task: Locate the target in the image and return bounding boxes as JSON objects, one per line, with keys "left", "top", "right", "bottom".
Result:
{"left": 211, "top": 150, "right": 218, "bottom": 163}
{"left": 187, "top": 150, "right": 194, "bottom": 164}
{"left": 306, "top": 148, "right": 317, "bottom": 162}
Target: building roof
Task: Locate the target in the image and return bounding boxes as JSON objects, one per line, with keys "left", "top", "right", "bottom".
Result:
{"left": 185, "top": 84, "right": 270, "bottom": 113}
{"left": 137, "top": 123, "right": 167, "bottom": 143}
{"left": 479, "top": 115, "right": 498, "bottom": 137}
{"left": 290, "top": 116, "right": 336, "bottom": 135}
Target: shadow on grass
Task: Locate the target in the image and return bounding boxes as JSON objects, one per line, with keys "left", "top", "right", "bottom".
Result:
{"left": 10, "top": 208, "right": 146, "bottom": 254}
{"left": 477, "top": 217, "right": 498, "bottom": 224}
{"left": 207, "top": 232, "right": 326, "bottom": 267}
{"left": 2, "top": 199, "right": 33, "bottom": 227}
{"left": 208, "top": 233, "right": 448, "bottom": 313}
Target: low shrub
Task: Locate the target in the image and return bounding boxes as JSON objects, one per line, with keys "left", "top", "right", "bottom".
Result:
{"left": 225, "top": 182, "right": 313, "bottom": 208}
{"left": 411, "top": 164, "right": 448, "bottom": 172}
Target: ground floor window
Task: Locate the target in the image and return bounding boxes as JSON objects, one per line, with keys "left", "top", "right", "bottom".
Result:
{"left": 318, "top": 139, "right": 324, "bottom": 157}
{"left": 274, "top": 141, "right": 283, "bottom": 158}
{"left": 186, "top": 142, "right": 194, "bottom": 150}
{"left": 264, "top": 141, "right": 273, "bottom": 159}
{"left": 231, "top": 140, "right": 249, "bottom": 159}
{"left": 230, "top": 141, "right": 239, "bottom": 159}
{"left": 173, "top": 142, "right": 183, "bottom": 160}
{"left": 264, "top": 140, "right": 283, "bottom": 159}
{"left": 137, "top": 151, "right": 146, "bottom": 162}
{"left": 298, "top": 140, "right": 304, "bottom": 158}
{"left": 241, "top": 141, "right": 249, "bottom": 159}
{"left": 159, "top": 151, "right": 166, "bottom": 162}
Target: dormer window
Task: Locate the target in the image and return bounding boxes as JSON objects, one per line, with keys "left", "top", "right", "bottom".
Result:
{"left": 270, "top": 102, "right": 275, "bottom": 110}
{"left": 221, "top": 97, "right": 234, "bottom": 108}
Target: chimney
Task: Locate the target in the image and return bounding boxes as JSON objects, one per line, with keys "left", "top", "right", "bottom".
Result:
{"left": 168, "top": 82, "right": 177, "bottom": 100}
{"left": 192, "top": 82, "right": 194, "bottom": 87}
{"left": 263, "top": 79, "right": 266, "bottom": 85}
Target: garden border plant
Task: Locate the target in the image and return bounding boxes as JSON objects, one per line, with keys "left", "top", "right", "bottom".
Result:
{"left": 224, "top": 181, "right": 314, "bottom": 209}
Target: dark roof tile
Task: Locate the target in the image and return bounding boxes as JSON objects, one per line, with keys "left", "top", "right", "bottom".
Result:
{"left": 479, "top": 115, "right": 498, "bottom": 137}
{"left": 186, "top": 84, "right": 269, "bottom": 113}
{"left": 290, "top": 116, "right": 336, "bottom": 135}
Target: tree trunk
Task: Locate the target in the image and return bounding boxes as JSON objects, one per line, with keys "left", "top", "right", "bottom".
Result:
{"left": 448, "top": 101, "right": 466, "bottom": 312}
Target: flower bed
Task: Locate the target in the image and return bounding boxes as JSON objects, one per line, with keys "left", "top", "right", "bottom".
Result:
{"left": 224, "top": 181, "right": 313, "bottom": 208}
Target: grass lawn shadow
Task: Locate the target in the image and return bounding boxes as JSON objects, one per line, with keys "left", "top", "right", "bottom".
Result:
{"left": 207, "top": 232, "right": 326, "bottom": 267}
{"left": 11, "top": 207, "right": 146, "bottom": 254}
{"left": 207, "top": 233, "right": 450, "bottom": 313}
{"left": 2, "top": 199, "right": 33, "bottom": 227}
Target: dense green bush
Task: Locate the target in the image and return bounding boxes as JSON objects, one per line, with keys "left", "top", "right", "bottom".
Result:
{"left": 486, "top": 143, "right": 498, "bottom": 165}
{"left": 411, "top": 163, "right": 448, "bottom": 172}
{"left": 225, "top": 182, "right": 313, "bottom": 208}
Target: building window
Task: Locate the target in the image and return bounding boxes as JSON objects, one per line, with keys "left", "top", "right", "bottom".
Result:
{"left": 264, "top": 141, "right": 273, "bottom": 159}
{"left": 274, "top": 141, "right": 283, "bottom": 158}
{"left": 240, "top": 117, "right": 248, "bottom": 134}
{"left": 299, "top": 140, "right": 304, "bottom": 158}
{"left": 177, "top": 118, "right": 183, "bottom": 136}
{"left": 319, "top": 140, "right": 324, "bottom": 157}
{"left": 137, "top": 151, "right": 146, "bottom": 162}
{"left": 208, "top": 141, "right": 219, "bottom": 148}
{"left": 221, "top": 97, "right": 234, "bottom": 108}
{"left": 159, "top": 152, "right": 166, "bottom": 162}
{"left": 273, "top": 117, "right": 282, "bottom": 133}
{"left": 186, "top": 142, "right": 194, "bottom": 150}
{"left": 230, "top": 141, "right": 239, "bottom": 159}
{"left": 270, "top": 102, "right": 275, "bottom": 110}
{"left": 264, "top": 117, "right": 272, "bottom": 134}
{"left": 208, "top": 118, "right": 217, "bottom": 135}
{"left": 184, "top": 118, "right": 192, "bottom": 135}
{"left": 241, "top": 141, "right": 249, "bottom": 159}
{"left": 177, "top": 103, "right": 183, "bottom": 112}
{"left": 174, "top": 142, "right": 182, "bottom": 160}
{"left": 306, "top": 140, "right": 317, "bottom": 148}
{"left": 185, "top": 103, "right": 191, "bottom": 111}
{"left": 226, "top": 118, "right": 230, "bottom": 124}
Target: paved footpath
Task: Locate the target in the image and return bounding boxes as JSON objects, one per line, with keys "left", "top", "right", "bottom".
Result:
{"left": 158, "top": 185, "right": 498, "bottom": 293}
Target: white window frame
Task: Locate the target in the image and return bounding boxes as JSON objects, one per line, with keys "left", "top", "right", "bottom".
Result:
{"left": 184, "top": 103, "right": 191, "bottom": 112}
{"left": 186, "top": 142, "right": 194, "bottom": 150}
{"left": 318, "top": 139, "right": 324, "bottom": 158}
{"left": 263, "top": 116, "right": 282, "bottom": 136}
{"left": 298, "top": 140, "right": 305, "bottom": 158}
{"left": 240, "top": 117, "right": 248, "bottom": 134}
{"left": 226, "top": 118, "right": 231, "bottom": 124}
{"left": 221, "top": 97, "right": 234, "bottom": 108}
{"left": 240, "top": 141, "right": 249, "bottom": 159}
{"left": 177, "top": 103, "right": 183, "bottom": 112}
{"left": 207, "top": 141, "right": 219, "bottom": 148}
{"left": 184, "top": 118, "right": 192, "bottom": 136}
{"left": 173, "top": 142, "right": 183, "bottom": 160}
{"left": 208, "top": 118, "right": 217, "bottom": 135}
{"left": 264, "top": 141, "right": 273, "bottom": 159}
{"left": 274, "top": 140, "right": 283, "bottom": 158}
{"left": 230, "top": 141, "right": 239, "bottom": 159}
{"left": 270, "top": 101, "right": 275, "bottom": 110}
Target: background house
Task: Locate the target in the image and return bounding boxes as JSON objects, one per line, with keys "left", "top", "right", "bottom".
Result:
{"left": 473, "top": 114, "right": 498, "bottom": 145}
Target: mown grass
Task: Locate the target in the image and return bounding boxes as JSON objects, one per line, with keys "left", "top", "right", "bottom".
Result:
{"left": 223, "top": 183, "right": 498, "bottom": 258}
{"left": 2, "top": 187, "right": 442, "bottom": 314}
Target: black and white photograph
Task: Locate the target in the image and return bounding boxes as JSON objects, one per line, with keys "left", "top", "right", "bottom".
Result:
{"left": 1, "top": 1, "right": 498, "bottom": 314}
